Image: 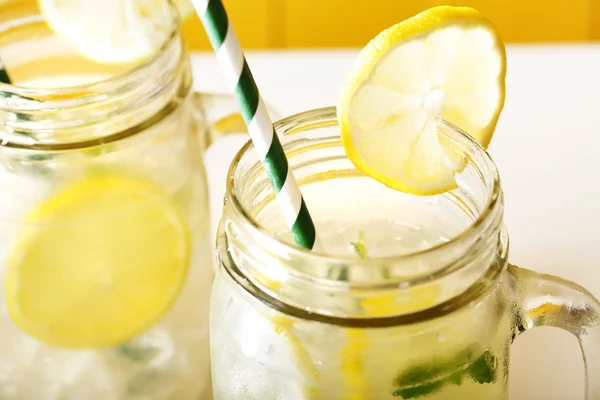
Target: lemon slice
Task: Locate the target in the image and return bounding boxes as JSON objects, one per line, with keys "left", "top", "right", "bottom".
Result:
{"left": 338, "top": 6, "right": 506, "bottom": 196}
{"left": 6, "top": 176, "right": 190, "bottom": 349}
{"left": 38, "top": 0, "right": 194, "bottom": 64}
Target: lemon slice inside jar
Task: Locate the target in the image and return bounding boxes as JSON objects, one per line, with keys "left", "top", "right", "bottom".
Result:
{"left": 6, "top": 175, "right": 190, "bottom": 348}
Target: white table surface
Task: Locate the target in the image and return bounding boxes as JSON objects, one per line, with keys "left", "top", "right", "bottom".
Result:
{"left": 191, "top": 44, "right": 600, "bottom": 400}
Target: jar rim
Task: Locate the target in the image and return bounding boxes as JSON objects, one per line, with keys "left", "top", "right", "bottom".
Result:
{"left": 0, "top": 1, "right": 180, "bottom": 96}
{"left": 225, "top": 106, "right": 504, "bottom": 280}
{"left": 0, "top": 0, "right": 188, "bottom": 151}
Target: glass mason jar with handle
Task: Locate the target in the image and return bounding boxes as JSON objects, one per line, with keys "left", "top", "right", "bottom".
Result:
{"left": 0, "top": 0, "right": 243, "bottom": 398}
{"left": 211, "top": 106, "right": 600, "bottom": 399}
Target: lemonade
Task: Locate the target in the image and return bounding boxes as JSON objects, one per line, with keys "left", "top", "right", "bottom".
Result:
{"left": 0, "top": 1, "right": 215, "bottom": 398}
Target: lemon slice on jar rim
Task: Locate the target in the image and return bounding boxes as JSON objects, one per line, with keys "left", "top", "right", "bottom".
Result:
{"left": 37, "top": 0, "right": 195, "bottom": 64}
{"left": 337, "top": 5, "right": 507, "bottom": 196}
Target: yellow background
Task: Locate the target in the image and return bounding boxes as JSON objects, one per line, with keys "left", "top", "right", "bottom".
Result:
{"left": 183, "top": 0, "right": 600, "bottom": 50}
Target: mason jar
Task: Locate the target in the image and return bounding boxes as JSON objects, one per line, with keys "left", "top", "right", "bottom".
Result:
{"left": 0, "top": 0, "right": 239, "bottom": 398}
{"left": 211, "top": 106, "right": 600, "bottom": 399}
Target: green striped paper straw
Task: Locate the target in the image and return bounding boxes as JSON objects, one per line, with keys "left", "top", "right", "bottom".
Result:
{"left": 192, "top": 0, "right": 320, "bottom": 251}
{"left": 0, "top": 57, "right": 11, "bottom": 84}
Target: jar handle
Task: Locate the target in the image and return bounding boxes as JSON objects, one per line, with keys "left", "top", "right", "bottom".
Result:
{"left": 508, "top": 264, "right": 600, "bottom": 399}
{"left": 191, "top": 91, "right": 248, "bottom": 151}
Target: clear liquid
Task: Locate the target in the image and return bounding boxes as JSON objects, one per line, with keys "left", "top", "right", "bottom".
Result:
{"left": 255, "top": 174, "right": 473, "bottom": 260}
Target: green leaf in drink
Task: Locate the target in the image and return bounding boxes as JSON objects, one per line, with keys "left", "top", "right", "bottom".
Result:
{"left": 467, "top": 350, "right": 496, "bottom": 384}
{"left": 328, "top": 230, "right": 367, "bottom": 281}
{"left": 351, "top": 230, "right": 368, "bottom": 259}
{"left": 395, "top": 347, "right": 472, "bottom": 387}
{"left": 392, "top": 348, "right": 496, "bottom": 398}
{"left": 447, "top": 370, "right": 464, "bottom": 386}
{"left": 393, "top": 380, "right": 445, "bottom": 399}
